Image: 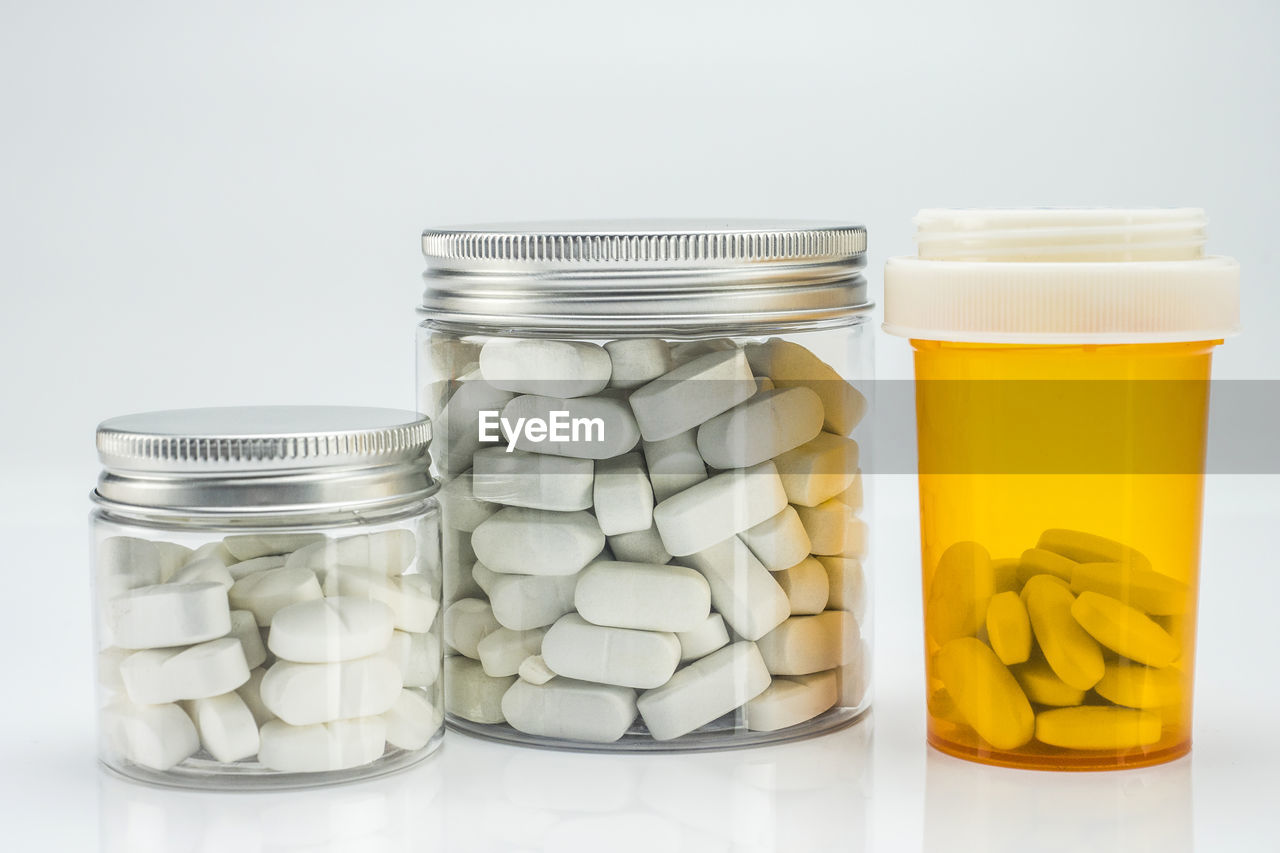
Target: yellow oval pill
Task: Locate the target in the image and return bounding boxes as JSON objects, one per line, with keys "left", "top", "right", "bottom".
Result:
{"left": 1017, "top": 548, "right": 1076, "bottom": 586}
{"left": 1019, "top": 573, "right": 1068, "bottom": 604}
{"left": 1023, "top": 575, "right": 1104, "bottom": 691}
{"left": 935, "top": 637, "right": 1034, "bottom": 750}
{"left": 1070, "top": 591, "right": 1179, "bottom": 667}
{"left": 1094, "top": 663, "right": 1185, "bottom": 709}
{"left": 1037, "top": 529, "right": 1153, "bottom": 573}
{"left": 1070, "top": 562, "right": 1190, "bottom": 616}
{"left": 1012, "top": 660, "right": 1086, "bottom": 706}
{"left": 985, "top": 591, "right": 1031, "bottom": 665}
{"left": 926, "top": 542, "right": 995, "bottom": 644}
{"left": 1035, "top": 706, "right": 1161, "bottom": 750}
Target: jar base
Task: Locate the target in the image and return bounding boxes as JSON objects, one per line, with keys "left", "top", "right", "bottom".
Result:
{"left": 927, "top": 732, "right": 1190, "bottom": 772}
{"left": 447, "top": 704, "right": 870, "bottom": 753}
{"left": 99, "top": 732, "right": 444, "bottom": 791}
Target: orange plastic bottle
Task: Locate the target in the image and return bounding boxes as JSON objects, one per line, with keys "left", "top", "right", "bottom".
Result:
{"left": 885, "top": 210, "right": 1239, "bottom": 770}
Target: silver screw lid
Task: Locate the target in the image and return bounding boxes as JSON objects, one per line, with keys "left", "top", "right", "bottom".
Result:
{"left": 94, "top": 407, "right": 435, "bottom": 516}
{"left": 420, "top": 219, "right": 870, "bottom": 333}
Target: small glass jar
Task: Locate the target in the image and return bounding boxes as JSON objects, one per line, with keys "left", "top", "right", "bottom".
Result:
{"left": 92, "top": 406, "right": 443, "bottom": 788}
{"left": 417, "top": 220, "right": 874, "bottom": 750}
{"left": 885, "top": 209, "right": 1240, "bottom": 770}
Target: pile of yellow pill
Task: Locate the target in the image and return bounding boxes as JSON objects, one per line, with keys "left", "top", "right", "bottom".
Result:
{"left": 926, "top": 528, "right": 1189, "bottom": 755}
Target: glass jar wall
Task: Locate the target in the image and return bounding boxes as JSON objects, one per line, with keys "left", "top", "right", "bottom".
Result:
{"left": 92, "top": 407, "right": 443, "bottom": 788}
{"left": 417, "top": 221, "right": 874, "bottom": 750}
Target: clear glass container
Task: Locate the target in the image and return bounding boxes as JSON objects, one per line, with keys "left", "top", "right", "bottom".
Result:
{"left": 417, "top": 220, "right": 874, "bottom": 750}
{"left": 885, "top": 209, "right": 1240, "bottom": 770}
{"left": 92, "top": 406, "right": 443, "bottom": 788}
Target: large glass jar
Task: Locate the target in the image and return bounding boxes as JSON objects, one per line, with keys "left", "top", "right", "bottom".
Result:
{"left": 417, "top": 220, "right": 874, "bottom": 750}
{"left": 92, "top": 406, "right": 443, "bottom": 788}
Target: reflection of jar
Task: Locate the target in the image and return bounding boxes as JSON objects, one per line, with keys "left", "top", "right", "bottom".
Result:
{"left": 417, "top": 220, "right": 874, "bottom": 749}
{"left": 98, "top": 757, "right": 445, "bottom": 852}
{"left": 437, "top": 720, "right": 872, "bottom": 850}
{"left": 92, "top": 406, "right": 442, "bottom": 788}
{"left": 924, "top": 749, "right": 1192, "bottom": 851}
{"left": 885, "top": 209, "right": 1240, "bottom": 770}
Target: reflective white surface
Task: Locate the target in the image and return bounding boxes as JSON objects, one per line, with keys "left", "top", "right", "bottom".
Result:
{"left": 92, "top": 720, "right": 871, "bottom": 853}
{"left": 0, "top": 476, "right": 1276, "bottom": 850}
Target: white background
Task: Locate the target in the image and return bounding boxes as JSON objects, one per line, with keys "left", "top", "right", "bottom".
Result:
{"left": 1, "top": 1, "right": 1277, "bottom": 850}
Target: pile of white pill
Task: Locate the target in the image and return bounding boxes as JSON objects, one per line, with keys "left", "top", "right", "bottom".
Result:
{"left": 96, "top": 529, "right": 442, "bottom": 774}
{"left": 428, "top": 334, "right": 870, "bottom": 744}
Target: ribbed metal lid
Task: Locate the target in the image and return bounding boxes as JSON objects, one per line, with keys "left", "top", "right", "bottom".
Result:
{"left": 420, "top": 219, "right": 870, "bottom": 332}
{"left": 94, "top": 407, "right": 435, "bottom": 515}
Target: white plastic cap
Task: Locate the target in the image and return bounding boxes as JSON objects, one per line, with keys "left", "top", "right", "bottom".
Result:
{"left": 883, "top": 209, "right": 1240, "bottom": 344}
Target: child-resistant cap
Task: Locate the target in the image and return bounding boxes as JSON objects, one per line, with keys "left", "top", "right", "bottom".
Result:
{"left": 883, "top": 209, "right": 1240, "bottom": 344}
